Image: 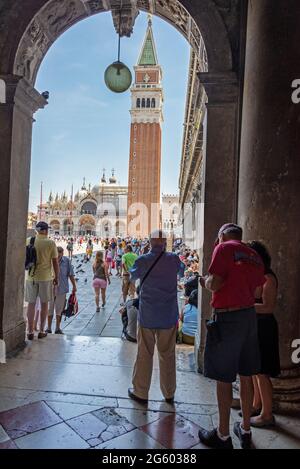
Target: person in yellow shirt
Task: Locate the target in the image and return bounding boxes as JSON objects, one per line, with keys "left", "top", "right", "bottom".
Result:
{"left": 25, "top": 222, "right": 59, "bottom": 340}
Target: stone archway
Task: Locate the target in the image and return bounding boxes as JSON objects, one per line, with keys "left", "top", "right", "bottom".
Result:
{"left": 0, "top": 0, "right": 237, "bottom": 85}
{"left": 63, "top": 218, "right": 74, "bottom": 235}
{"left": 0, "top": 0, "right": 242, "bottom": 358}
{"left": 81, "top": 201, "right": 97, "bottom": 216}
{"left": 79, "top": 214, "right": 96, "bottom": 235}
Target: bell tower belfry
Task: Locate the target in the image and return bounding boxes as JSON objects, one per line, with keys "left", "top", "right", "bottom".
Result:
{"left": 127, "top": 15, "right": 163, "bottom": 237}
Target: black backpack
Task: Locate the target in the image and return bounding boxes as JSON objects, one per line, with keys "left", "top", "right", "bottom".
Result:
{"left": 25, "top": 237, "right": 37, "bottom": 275}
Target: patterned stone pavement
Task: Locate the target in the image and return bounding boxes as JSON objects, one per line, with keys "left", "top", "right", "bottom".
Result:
{"left": 2, "top": 250, "right": 300, "bottom": 449}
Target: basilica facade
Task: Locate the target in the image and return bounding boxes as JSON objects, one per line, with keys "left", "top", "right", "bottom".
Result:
{"left": 38, "top": 170, "right": 128, "bottom": 238}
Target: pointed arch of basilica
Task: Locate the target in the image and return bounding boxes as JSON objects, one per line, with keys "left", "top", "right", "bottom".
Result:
{"left": 63, "top": 218, "right": 74, "bottom": 235}
{"left": 0, "top": 0, "right": 300, "bottom": 410}
{"left": 49, "top": 219, "right": 61, "bottom": 232}
{"left": 79, "top": 214, "right": 96, "bottom": 235}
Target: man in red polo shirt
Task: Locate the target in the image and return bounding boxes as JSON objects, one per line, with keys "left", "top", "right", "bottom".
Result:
{"left": 198, "top": 223, "right": 265, "bottom": 450}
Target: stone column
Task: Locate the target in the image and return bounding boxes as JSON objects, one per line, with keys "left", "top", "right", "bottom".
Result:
{"left": 0, "top": 76, "right": 47, "bottom": 352}
{"left": 195, "top": 72, "right": 240, "bottom": 370}
{"left": 238, "top": 0, "right": 300, "bottom": 411}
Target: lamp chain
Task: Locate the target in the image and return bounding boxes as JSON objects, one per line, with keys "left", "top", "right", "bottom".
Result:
{"left": 117, "top": 1, "right": 123, "bottom": 62}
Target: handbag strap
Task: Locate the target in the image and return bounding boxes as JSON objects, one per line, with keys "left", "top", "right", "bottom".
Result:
{"left": 140, "top": 250, "right": 165, "bottom": 289}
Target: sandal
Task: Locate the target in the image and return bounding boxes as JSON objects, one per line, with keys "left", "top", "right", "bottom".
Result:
{"left": 250, "top": 416, "right": 276, "bottom": 428}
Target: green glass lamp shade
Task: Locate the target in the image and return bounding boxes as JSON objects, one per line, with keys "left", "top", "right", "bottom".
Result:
{"left": 104, "top": 61, "right": 132, "bottom": 93}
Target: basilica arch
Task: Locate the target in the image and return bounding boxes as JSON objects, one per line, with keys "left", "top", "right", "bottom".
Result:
{"left": 79, "top": 214, "right": 96, "bottom": 235}
{"left": 63, "top": 218, "right": 74, "bottom": 235}
{"left": 49, "top": 219, "right": 60, "bottom": 232}
{"left": 81, "top": 201, "right": 97, "bottom": 216}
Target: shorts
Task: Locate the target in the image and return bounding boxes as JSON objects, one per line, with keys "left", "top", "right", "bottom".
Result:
{"left": 25, "top": 280, "right": 54, "bottom": 304}
{"left": 49, "top": 293, "right": 66, "bottom": 317}
{"left": 204, "top": 307, "right": 261, "bottom": 383}
{"left": 93, "top": 278, "right": 107, "bottom": 289}
{"left": 122, "top": 274, "right": 136, "bottom": 298}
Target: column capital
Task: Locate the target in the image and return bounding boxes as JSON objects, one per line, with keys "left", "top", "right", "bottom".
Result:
{"left": 198, "top": 71, "right": 239, "bottom": 104}
{"left": 0, "top": 75, "right": 47, "bottom": 116}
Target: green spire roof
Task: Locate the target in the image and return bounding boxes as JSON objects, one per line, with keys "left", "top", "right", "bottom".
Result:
{"left": 138, "top": 18, "right": 158, "bottom": 66}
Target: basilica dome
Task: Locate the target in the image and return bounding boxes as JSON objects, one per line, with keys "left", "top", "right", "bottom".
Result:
{"left": 77, "top": 178, "right": 89, "bottom": 200}
{"left": 91, "top": 184, "right": 101, "bottom": 196}
{"left": 78, "top": 188, "right": 88, "bottom": 199}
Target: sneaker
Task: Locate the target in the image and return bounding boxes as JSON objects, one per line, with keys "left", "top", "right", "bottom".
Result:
{"left": 96, "top": 307, "right": 100, "bottom": 312}
{"left": 125, "top": 333, "right": 137, "bottom": 343}
{"left": 128, "top": 388, "right": 148, "bottom": 405}
{"left": 37, "top": 332, "right": 47, "bottom": 339}
{"left": 27, "top": 333, "right": 34, "bottom": 341}
{"left": 55, "top": 329, "right": 64, "bottom": 335}
{"left": 198, "top": 428, "right": 233, "bottom": 450}
{"left": 102, "top": 303, "right": 106, "bottom": 308}
{"left": 233, "top": 422, "right": 252, "bottom": 449}
{"left": 45, "top": 328, "right": 52, "bottom": 334}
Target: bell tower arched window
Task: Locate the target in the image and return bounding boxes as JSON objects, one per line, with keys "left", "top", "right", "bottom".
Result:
{"left": 146, "top": 98, "right": 151, "bottom": 108}
{"left": 151, "top": 98, "right": 155, "bottom": 108}
{"left": 142, "top": 98, "right": 146, "bottom": 108}
{"left": 136, "top": 98, "right": 141, "bottom": 108}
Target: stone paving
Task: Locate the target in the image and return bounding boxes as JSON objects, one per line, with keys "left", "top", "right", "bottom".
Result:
{"left": 59, "top": 251, "right": 124, "bottom": 338}
{"left": 1, "top": 250, "right": 300, "bottom": 449}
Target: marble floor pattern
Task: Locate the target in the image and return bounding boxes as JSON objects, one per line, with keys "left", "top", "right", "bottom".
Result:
{"left": 3, "top": 253, "right": 300, "bottom": 449}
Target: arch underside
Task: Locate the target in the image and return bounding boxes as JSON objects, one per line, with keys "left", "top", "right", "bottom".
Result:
{"left": 7, "top": 0, "right": 234, "bottom": 86}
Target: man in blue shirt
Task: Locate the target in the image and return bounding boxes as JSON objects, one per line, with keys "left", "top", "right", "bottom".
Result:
{"left": 128, "top": 230, "right": 185, "bottom": 404}
{"left": 46, "top": 246, "right": 77, "bottom": 334}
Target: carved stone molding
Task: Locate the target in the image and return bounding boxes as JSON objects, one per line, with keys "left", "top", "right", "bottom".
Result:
{"left": 14, "top": 0, "right": 88, "bottom": 83}
{"left": 198, "top": 71, "right": 238, "bottom": 104}
{"left": 110, "top": 1, "right": 139, "bottom": 37}
{"left": 0, "top": 75, "right": 47, "bottom": 116}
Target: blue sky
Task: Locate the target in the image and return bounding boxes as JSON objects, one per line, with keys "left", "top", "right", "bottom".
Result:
{"left": 30, "top": 11, "right": 190, "bottom": 211}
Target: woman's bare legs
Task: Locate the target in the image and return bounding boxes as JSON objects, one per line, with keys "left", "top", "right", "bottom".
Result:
{"left": 94, "top": 287, "right": 100, "bottom": 308}
{"left": 251, "top": 374, "right": 274, "bottom": 424}
{"left": 252, "top": 376, "right": 262, "bottom": 411}
{"left": 101, "top": 288, "right": 106, "bottom": 306}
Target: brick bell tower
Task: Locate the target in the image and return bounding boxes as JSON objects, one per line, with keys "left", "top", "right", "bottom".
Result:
{"left": 127, "top": 15, "right": 163, "bottom": 237}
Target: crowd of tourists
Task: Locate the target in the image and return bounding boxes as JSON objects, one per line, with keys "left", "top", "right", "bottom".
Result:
{"left": 24, "top": 221, "right": 280, "bottom": 450}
